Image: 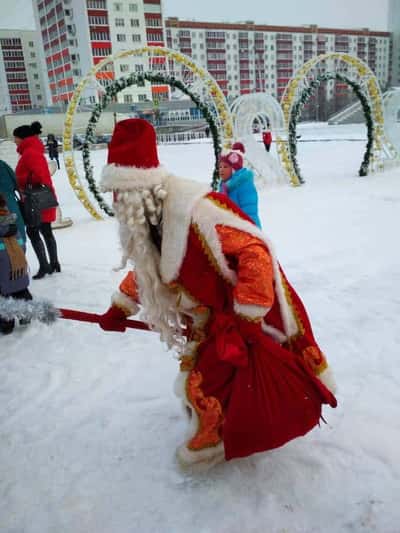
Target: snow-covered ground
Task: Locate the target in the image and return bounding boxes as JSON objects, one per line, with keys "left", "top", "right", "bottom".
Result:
{"left": 1, "top": 124, "right": 400, "bottom": 533}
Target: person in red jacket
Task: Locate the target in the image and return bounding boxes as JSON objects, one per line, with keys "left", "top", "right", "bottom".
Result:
{"left": 262, "top": 128, "right": 272, "bottom": 152}
{"left": 13, "top": 124, "right": 61, "bottom": 279}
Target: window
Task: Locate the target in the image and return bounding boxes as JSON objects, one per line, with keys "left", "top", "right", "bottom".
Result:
{"left": 37, "top": 95, "right": 42, "bottom": 100}
{"left": 115, "top": 18, "right": 124, "bottom": 26}
{"left": 120, "top": 64, "right": 129, "bottom": 72}
{"left": 35, "top": 84, "right": 41, "bottom": 89}
{"left": 30, "top": 52, "right": 36, "bottom": 58}
{"left": 88, "top": 15, "right": 108, "bottom": 24}
{"left": 117, "top": 34, "right": 126, "bottom": 42}
{"left": 132, "top": 34, "right": 141, "bottom": 42}
{"left": 129, "top": 3, "right": 138, "bottom": 11}
{"left": 124, "top": 94, "right": 133, "bottom": 103}
{"left": 90, "top": 30, "right": 110, "bottom": 41}
{"left": 138, "top": 94, "right": 147, "bottom": 101}
{"left": 29, "top": 41, "right": 34, "bottom": 47}
{"left": 33, "top": 74, "right": 39, "bottom": 79}
{"left": 92, "top": 47, "right": 111, "bottom": 56}
{"left": 114, "top": 2, "right": 122, "bottom": 10}
{"left": 131, "top": 19, "right": 140, "bottom": 27}
{"left": 135, "top": 64, "right": 144, "bottom": 72}
{"left": 147, "top": 33, "right": 163, "bottom": 42}
{"left": 87, "top": 0, "right": 106, "bottom": 8}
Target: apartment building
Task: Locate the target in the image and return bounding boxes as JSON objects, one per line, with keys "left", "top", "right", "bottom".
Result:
{"left": 166, "top": 18, "right": 391, "bottom": 115}
{"left": 388, "top": 0, "right": 400, "bottom": 86}
{"left": 32, "top": 0, "right": 168, "bottom": 106}
{"left": 0, "top": 29, "right": 48, "bottom": 112}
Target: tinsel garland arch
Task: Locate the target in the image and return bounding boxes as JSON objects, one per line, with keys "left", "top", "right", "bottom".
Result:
{"left": 289, "top": 73, "right": 374, "bottom": 183}
{"left": 280, "top": 53, "right": 385, "bottom": 186}
{"left": 63, "top": 46, "right": 233, "bottom": 219}
{"left": 83, "top": 72, "right": 223, "bottom": 216}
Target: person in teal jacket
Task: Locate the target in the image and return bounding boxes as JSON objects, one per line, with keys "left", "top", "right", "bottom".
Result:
{"left": 218, "top": 142, "right": 262, "bottom": 228}
{"left": 0, "top": 159, "right": 26, "bottom": 243}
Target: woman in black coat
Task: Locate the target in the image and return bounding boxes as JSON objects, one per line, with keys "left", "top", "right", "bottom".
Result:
{"left": 46, "top": 134, "right": 60, "bottom": 169}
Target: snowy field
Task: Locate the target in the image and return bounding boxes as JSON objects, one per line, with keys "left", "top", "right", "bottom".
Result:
{"left": 1, "top": 123, "right": 400, "bottom": 533}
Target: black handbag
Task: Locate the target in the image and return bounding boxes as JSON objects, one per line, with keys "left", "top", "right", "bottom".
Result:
{"left": 21, "top": 175, "right": 58, "bottom": 228}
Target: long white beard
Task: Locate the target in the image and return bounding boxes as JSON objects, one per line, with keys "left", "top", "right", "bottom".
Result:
{"left": 118, "top": 219, "right": 186, "bottom": 352}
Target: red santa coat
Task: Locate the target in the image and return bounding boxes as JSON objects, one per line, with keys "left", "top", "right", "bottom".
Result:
{"left": 111, "top": 179, "right": 336, "bottom": 463}
{"left": 15, "top": 136, "right": 57, "bottom": 223}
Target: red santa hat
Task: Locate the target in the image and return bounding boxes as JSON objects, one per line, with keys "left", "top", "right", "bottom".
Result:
{"left": 219, "top": 141, "right": 246, "bottom": 171}
{"left": 100, "top": 118, "right": 167, "bottom": 191}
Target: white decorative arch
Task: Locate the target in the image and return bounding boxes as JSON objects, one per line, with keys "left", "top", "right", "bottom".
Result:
{"left": 383, "top": 88, "right": 400, "bottom": 161}
{"left": 230, "top": 92, "right": 289, "bottom": 185}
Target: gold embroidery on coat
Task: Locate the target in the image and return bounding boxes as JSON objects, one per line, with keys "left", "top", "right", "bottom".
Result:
{"left": 186, "top": 370, "right": 224, "bottom": 450}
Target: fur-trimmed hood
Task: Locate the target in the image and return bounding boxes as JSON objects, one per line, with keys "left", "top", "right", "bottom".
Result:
{"left": 100, "top": 163, "right": 170, "bottom": 191}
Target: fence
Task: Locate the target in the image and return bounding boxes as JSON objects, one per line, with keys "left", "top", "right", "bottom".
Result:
{"left": 157, "top": 130, "right": 209, "bottom": 144}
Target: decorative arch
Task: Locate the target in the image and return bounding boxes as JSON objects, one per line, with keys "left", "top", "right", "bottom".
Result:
{"left": 383, "top": 88, "right": 400, "bottom": 160}
{"left": 280, "top": 53, "right": 385, "bottom": 186}
{"left": 63, "top": 46, "right": 233, "bottom": 219}
{"left": 230, "top": 92, "right": 288, "bottom": 185}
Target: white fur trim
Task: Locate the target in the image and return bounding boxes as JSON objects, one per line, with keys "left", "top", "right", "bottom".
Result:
{"left": 176, "top": 441, "right": 225, "bottom": 468}
{"left": 173, "top": 370, "right": 188, "bottom": 399}
{"left": 173, "top": 368, "right": 201, "bottom": 443}
{"left": 261, "top": 321, "right": 287, "bottom": 344}
{"left": 111, "top": 291, "right": 139, "bottom": 316}
{"left": 317, "top": 367, "right": 337, "bottom": 395}
{"left": 100, "top": 163, "right": 169, "bottom": 191}
{"left": 192, "top": 197, "right": 299, "bottom": 338}
{"left": 160, "top": 176, "right": 209, "bottom": 283}
{"left": 234, "top": 300, "right": 270, "bottom": 319}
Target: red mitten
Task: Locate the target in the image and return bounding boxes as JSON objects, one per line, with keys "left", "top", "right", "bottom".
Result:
{"left": 99, "top": 305, "right": 128, "bottom": 332}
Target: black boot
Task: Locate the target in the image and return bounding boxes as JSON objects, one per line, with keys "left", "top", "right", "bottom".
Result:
{"left": 27, "top": 226, "right": 51, "bottom": 279}
{"left": 31, "top": 239, "right": 51, "bottom": 279}
{"left": 41, "top": 224, "right": 61, "bottom": 274}
{"left": 0, "top": 317, "right": 15, "bottom": 334}
{"left": 49, "top": 261, "right": 61, "bottom": 274}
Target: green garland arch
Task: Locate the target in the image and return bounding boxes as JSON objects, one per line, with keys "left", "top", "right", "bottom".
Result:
{"left": 82, "top": 72, "right": 222, "bottom": 217}
{"left": 288, "top": 72, "right": 374, "bottom": 184}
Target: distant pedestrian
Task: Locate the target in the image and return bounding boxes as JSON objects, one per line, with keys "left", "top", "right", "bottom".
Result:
{"left": 46, "top": 134, "right": 60, "bottom": 169}
{"left": 262, "top": 128, "right": 272, "bottom": 152}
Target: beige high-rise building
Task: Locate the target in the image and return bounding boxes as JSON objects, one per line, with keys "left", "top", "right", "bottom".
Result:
{"left": 388, "top": 0, "right": 400, "bottom": 86}
{"left": 166, "top": 18, "right": 391, "bottom": 116}
{"left": 0, "top": 29, "right": 48, "bottom": 112}
{"left": 31, "top": 0, "right": 169, "bottom": 106}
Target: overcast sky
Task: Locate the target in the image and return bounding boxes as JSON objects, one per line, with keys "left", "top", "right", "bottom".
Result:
{"left": 0, "top": 0, "right": 390, "bottom": 31}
